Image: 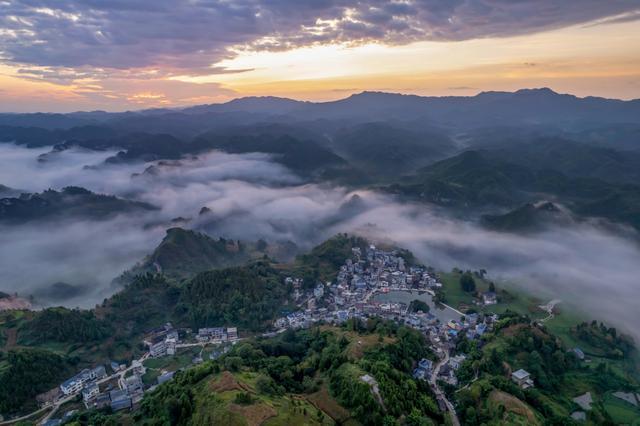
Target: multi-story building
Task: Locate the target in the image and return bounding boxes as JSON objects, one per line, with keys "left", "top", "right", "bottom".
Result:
{"left": 82, "top": 382, "right": 99, "bottom": 403}
{"left": 148, "top": 338, "right": 167, "bottom": 357}
{"left": 60, "top": 366, "right": 107, "bottom": 395}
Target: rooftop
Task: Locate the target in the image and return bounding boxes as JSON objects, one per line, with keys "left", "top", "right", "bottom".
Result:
{"left": 512, "top": 369, "right": 530, "bottom": 380}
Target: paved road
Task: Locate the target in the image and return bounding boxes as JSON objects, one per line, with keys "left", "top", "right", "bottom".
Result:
{"left": 37, "top": 352, "right": 149, "bottom": 424}
{"left": 0, "top": 406, "right": 51, "bottom": 425}
{"left": 429, "top": 349, "right": 461, "bottom": 426}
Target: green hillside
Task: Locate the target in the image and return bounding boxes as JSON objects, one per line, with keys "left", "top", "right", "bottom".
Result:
{"left": 389, "top": 150, "right": 640, "bottom": 230}
{"left": 455, "top": 312, "right": 640, "bottom": 425}
{"left": 71, "top": 322, "right": 443, "bottom": 426}
{"left": 126, "top": 228, "right": 255, "bottom": 280}
{"left": 293, "top": 234, "right": 369, "bottom": 286}
{"left": 0, "top": 348, "right": 75, "bottom": 415}
{"left": 17, "top": 307, "right": 111, "bottom": 345}
{"left": 177, "top": 260, "right": 289, "bottom": 331}
{"left": 331, "top": 123, "right": 453, "bottom": 179}
{"left": 482, "top": 201, "right": 572, "bottom": 233}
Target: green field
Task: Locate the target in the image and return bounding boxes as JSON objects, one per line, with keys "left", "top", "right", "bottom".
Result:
{"left": 602, "top": 392, "right": 640, "bottom": 425}
{"left": 438, "top": 270, "right": 545, "bottom": 319}
{"left": 186, "top": 370, "right": 335, "bottom": 426}
{"left": 142, "top": 346, "right": 202, "bottom": 385}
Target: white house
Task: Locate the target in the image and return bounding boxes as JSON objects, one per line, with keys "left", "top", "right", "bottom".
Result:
{"left": 82, "top": 382, "right": 99, "bottom": 403}
{"left": 511, "top": 369, "right": 534, "bottom": 389}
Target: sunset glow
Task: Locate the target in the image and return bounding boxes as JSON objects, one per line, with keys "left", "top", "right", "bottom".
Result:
{"left": 1, "top": 1, "right": 639, "bottom": 111}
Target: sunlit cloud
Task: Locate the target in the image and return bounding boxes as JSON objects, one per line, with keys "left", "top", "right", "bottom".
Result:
{"left": 0, "top": 0, "right": 639, "bottom": 110}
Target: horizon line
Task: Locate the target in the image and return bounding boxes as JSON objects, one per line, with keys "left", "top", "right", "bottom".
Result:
{"left": 3, "top": 86, "right": 638, "bottom": 115}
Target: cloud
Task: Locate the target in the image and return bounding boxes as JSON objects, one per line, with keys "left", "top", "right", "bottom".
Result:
{"left": 1, "top": 1, "right": 637, "bottom": 78}
{"left": 1, "top": 142, "right": 640, "bottom": 341}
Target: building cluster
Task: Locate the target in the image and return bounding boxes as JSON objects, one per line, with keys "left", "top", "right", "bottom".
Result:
{"left": 196, "top": 326, "right": 238, "bottom": 343}
{"left": 80, "top": 361, "right": 146, "bottom": 412}
{"left": 144, "top": 322, "right": 180, "bottom": 357}
{"left": 60, "top": 366, "right": 107, "bottom": 396}
{"left": 276, "top": 245, "right": 443, "bottom": 327}
{"left": 275, "top": 245, "right": 507, "bottom": 392}
{"left": 47, "top": 320, "right": 241, "bottom": 421}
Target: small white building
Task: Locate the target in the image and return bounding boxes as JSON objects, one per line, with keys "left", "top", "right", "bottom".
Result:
{"left": 132, "top": 360, "right": 146, "bottom": 375}
{"left": 314, "top": 284, "right": 325, "bottom": 299}
{"left": 82, "top": 382, "right": 99, "bottom": 402}
{"left": 227, "top": 327, "right": 238, "bottom": 341}
{"left": 511, "top": 369, "right": 534, "bottom": 389}
{"left": 149, "top": 339, "right": 167, "bottom": 357}
{"left": 482, "top": 292, "right": 498, "bottom": 305}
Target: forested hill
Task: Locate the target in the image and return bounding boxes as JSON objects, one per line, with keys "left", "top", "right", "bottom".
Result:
{"left": 123, "top": 228, "right": 255, "bottom": 280}
{"left": 119, "top": 227, "right": 299, "bottom": 282}
{"left": 0, "top": 234, "right": 367, "bottom": 414}
{"left": 481, "top": 202, "right": 573, "bottom": 233}
{"left": 72, "top": 321, "right": 444, "bottom": 426}
{"left": 0, "top": 186, "right": 156, "bottom": 224}
{"left": 387, "top": 150, "right": 640, "bottom": 231}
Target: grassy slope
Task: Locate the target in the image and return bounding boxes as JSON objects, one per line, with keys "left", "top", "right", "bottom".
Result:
{"left": 437, "top": 270, "right": 545, "bottom": 319}
{"left": 190, "top": 371, "right": 334, "bottom": 426}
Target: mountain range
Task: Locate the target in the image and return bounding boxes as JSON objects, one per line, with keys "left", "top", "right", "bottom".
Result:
{"left": 2, "top": 88, "right": 640, "bottom": 233}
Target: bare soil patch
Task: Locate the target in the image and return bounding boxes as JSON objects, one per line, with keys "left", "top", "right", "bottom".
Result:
{"left": 489, "top": 390, "right": 539, "bottom": 424}
{"left": 228, "top": 402, "right": 277, "bottom": 426}
{"left": 211, "top": 371, "right": 244, "bottom": 393}
{"left": 306, "top": 386, "right": 351, "bottom": 423}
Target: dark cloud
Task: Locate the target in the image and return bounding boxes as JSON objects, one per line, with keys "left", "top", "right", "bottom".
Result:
{"left": 0, "top": 0, "right": 637, "bottom": 77}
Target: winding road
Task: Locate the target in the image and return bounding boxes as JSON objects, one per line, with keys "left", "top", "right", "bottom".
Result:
{"left": 429, "top": 349, "right": 460, "bottom": 426}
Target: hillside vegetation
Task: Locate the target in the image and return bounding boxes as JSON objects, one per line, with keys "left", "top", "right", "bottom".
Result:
{"left": 72, "top": 321, "right": 443, "bottom": 426}
{"left": 18, "top": 307, "right": 111, "bottom": 345}
{"left": 454, "top": 311, "right": 639, "bottom": 425}
{"left": 389, "top": 150, "right": 640, "bottom": 230}
{"left": 177, "top": 260, "right": 289, "bottom": 331}
{"left": 0, "top": 348, "right": 74, "bottom": 414}
{"left": 0, "top": 186, "right": 156, "bottom": 224}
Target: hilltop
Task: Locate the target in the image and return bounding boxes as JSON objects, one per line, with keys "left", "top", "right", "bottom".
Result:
{"left": 0, "top": 233, "right": 639, "bottom": 424}
{"left": 0, "top": 186, "right": 157, "bottom": 224}
{"left": 388, "top": 150, "right": 640, "bottom": 230}
{"left": 482, "top": 201, "right": 573, "bottom": 233}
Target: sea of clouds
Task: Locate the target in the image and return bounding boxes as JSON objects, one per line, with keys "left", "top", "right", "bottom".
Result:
{"left": 1, "top": 143, "right": 639, "bottom": 339}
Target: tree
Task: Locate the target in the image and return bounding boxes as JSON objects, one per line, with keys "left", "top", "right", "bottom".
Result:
{"left": 460, "top": 272, "right": 476, "bottom": 293}
{"left": 234, "top": 392, "right": 253, "bottom": 405}
{"left": 408, "top": 299, "right": 430, "bottom": 313}
{"left": 406, "top": 408, "right": 433, "bottom": 426}
{"left": 224, "top": 356, "right": 243, "bottom": 371}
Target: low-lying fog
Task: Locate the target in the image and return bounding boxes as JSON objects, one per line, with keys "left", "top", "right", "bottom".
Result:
{"left": 1, "top": 143, "right": 639, "bottom": 339}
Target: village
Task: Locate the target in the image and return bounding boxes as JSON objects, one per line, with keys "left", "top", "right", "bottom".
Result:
{"left": 273, "top": 245, "right": 512, "bottom": 421}
{"left": 33, "top": 324, "right": 241, "bottom": 426}
{"left": 37, "top": 245, "right": 528, "bottom": 425}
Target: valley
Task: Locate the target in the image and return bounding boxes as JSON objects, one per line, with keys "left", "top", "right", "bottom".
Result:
{"left": 1, "top": 89, "right": 639, "bottom": 426}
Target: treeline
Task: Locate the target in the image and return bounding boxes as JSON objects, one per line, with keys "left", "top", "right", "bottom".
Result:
{"left": 103, "top": 273, "right": 180, "bottom": 337}
{"left": 128, "top": 320, "right": 443, "bottom": 425}
{"left": 176, "top": 260, "right": 289, "bottom": 331}
{"left": 0, "top": 348, "right": 74, "bottom": 414}
{"left": 18, "top": 307, "right": 111, "bottom": 345}
{"left": 455, "top": 312, "right": 635, "bottom": 424}
{"left": 293, "top": 234, "right": 369, "bottom": 286}
{"left": 228, "top": 319, "right": 441, "bottom": 425}
{"left": 572, "top": 320, "right": 635, "bottom": 359}
{"left": 59, "top": 320, "right": 445, "bottom": 425}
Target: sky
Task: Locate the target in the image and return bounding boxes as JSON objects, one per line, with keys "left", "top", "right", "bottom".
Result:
{"left": 0, "top": 0, "right": 639, "bottom": 112}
